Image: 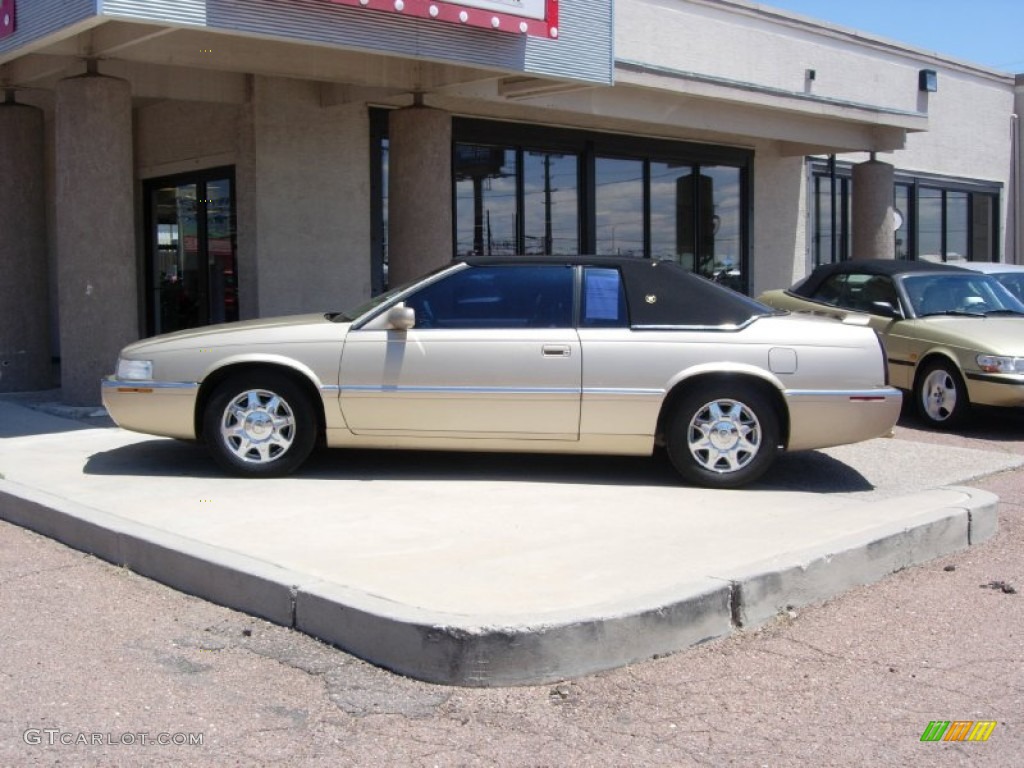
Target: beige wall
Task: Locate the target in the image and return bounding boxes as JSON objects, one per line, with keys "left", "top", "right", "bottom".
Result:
{"left": 136, "top": 100, "right": 240, "bottom": 179}
{"left": 895, "top": 73, "right": 1012, "bottom": 181}
{"left": 240, "top": 77, "right": 372, "bottom": 319}
{"left": 619, "top": 0, "right": 1004, "bottom": 118}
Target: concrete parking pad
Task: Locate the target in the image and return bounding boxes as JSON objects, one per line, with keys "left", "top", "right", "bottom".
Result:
{"left": 0, "top": 400, "right": 1017, "bottom": 685}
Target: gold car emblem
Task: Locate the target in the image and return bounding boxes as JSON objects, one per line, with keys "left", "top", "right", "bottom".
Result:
{"left": 645, "top": 294, "right": 657, "bottom": 304}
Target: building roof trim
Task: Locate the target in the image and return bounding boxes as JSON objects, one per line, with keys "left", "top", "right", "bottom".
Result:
{"left": 616, "top": 58, "right": 928, "bottom": 129}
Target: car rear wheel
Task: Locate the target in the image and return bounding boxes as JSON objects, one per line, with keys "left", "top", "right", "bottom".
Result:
{"left": 203, "top": 372, "right": 317, "bottom": 477}
{"left": 666, "top": 383, "right": 780, "bottom": 488}
{"left": 915, "top": 360, "right": 969, "bottom": 429}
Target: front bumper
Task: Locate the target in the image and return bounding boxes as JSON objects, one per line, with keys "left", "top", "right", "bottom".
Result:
{"left": 101, "top": 378, "right": 200, "bottom": 440}
{"left": 964, "top": 372, "right": 1024, "bottom": 409}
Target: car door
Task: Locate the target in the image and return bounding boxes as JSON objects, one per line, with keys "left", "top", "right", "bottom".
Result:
{"left": 338, "top": 264, "right": 582, "bottom": 439}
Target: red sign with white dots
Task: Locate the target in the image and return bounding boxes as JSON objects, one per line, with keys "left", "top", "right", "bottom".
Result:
{"left": 0, "top": 0, "right": 14, "bottom": 39}
{"left": 326, "top": 0, "right": 559, "bottom": 39}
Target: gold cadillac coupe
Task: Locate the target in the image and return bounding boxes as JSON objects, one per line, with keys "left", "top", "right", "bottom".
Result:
{"left": 103, "top": 256, "right": 901, "bottom": 488}
{"left": 759, "top": 259, "right": 1024, "bottom": 429}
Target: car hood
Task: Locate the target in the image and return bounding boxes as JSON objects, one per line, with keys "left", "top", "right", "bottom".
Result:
{"left": 121, "top": 313, "right": 350, "bottom": 355}
{"left": 894, "top": 315, "right": 1024, "bottom": 353}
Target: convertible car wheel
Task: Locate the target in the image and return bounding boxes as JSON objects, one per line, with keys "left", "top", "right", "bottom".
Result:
{"left": 203, "top": 372, "right": 317, "bottom": 477}
{"left": 666, "top": 384, "right": 780, "bottom": 489}
{"left": 915, "top": 359, "right": 969, "bottom": 429}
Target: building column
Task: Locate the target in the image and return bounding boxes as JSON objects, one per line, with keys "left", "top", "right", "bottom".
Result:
{"left": 387, "top": 105, "right": 453, "bottom": 286}
{"left": 851, "top": 157, "right": 895, "bottom": 260}
{"left": 55, "top": 71, "right": 137, "bottom": 405}
{"left": 0, "top": 94, "right": 51, "bottom": 391}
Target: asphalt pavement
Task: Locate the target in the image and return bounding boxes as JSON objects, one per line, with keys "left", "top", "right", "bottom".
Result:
{"left": 1, "top": 392, "right": 1022, "bottom": 766}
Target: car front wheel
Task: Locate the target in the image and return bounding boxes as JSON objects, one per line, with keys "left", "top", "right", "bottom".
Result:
{"left": 203, "top": 372, "right": 317, "bottom": 477}
{"left": 915, "top": 360, "right": 969, "bottom": 429}
{"left": 666, "top": 384, "right": 780, "bottom": 489}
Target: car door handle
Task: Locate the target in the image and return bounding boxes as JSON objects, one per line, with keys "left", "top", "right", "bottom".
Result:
{"left": 542, "top": 345, "right": 572, "bottom": 357}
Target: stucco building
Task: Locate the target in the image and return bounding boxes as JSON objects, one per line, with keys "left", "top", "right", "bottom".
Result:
{"left": 0, "top": 0, "right": 1020, "bottom": 403}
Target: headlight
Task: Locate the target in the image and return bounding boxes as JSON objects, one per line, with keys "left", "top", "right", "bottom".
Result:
{"left": 976, "top": 354, "right": 1024, "bottom": 374}
{"left": 116, "top": 358, "right": 154, "bottom": 380}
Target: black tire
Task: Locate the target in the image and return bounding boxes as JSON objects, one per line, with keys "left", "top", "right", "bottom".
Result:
{"left": 914, "top": 359, "right": 970, "bottom": 429}
{"left": 203, "top": 371, "right": 317, "bottom": 477}
{"left": 665, "top": 383, "right": 780, "bottom": 489}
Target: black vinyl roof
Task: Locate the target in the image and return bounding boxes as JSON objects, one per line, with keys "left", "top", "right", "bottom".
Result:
{"left": 462, "top": 255, "right": 771, "bottom": 327}
{"left": 791, "top": 258, "right": 970, "bottom": 298}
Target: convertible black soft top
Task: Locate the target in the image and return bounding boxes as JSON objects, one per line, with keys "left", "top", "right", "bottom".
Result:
{"left": 790, "top": 258, "right": 970, "bottom": 298}
{"left": 464, "top": 255, "right": 771, "bottom": 328}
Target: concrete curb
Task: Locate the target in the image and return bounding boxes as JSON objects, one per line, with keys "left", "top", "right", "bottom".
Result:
{"left": 0, "top": 480, "right": 303, "bottom": 627}
{"left": 0, "top": 478, "right": 999, "bottom": 686}
{"left": 296, "top": 579, "right": 734, "bottom": 687}
{"left": 724, "top": 487, "right": 998, "bottom": 629}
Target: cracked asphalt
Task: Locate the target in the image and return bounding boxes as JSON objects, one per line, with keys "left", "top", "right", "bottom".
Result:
{"left": 1, "top": 403, "right": 1022, "bottom": 766}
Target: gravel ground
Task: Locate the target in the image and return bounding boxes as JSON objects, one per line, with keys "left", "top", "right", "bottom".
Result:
{"left": 1, "top": 403, "right": 1021, "bottom": 767}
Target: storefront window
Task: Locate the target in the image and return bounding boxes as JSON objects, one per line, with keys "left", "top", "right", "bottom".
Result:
{"left": 812, "top": 172, "right": 851, "bottom": 266}
{"left": 894, "top": 184, "right": 911, "bottom": 259}
{"left": 649, "top": 162, "right": 693, "bottom": 266}
{"left": 946, "top": 190, "right": 968, "bottom": 261}
{"left": 595, "top": 157, "right": 644, "bottom": 257}
{"left": 378, "top": 139, "right": 389, "bottom": 290}
{"left": 455, "top": 146, "right": 518, "bottom": 257}
{"left": 918, "top": 187, "right": 943, "bottom": 260}
{"left": 377, "top": 113, "right": 751, "bottom": 293}
{"left": 918, "top": 187, "right": 991, "bottom": 263}
{"left": 523, "top": 151, "right": 578, "bottom": 255}
{"left": 972, "top": 193, "right": 996, "bottom": 261}
{"left": 809, "top": 160, "right": 1000, "bottom": 264}
{"left": 703, "top": 166, "right": 743, "bottom": 289}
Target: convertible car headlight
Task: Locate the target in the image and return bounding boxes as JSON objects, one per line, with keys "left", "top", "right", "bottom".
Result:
{"left": 976, "top": 354, "right": 1024, "bottom": 374}
{"left": 116, "top": 358, "right": 154, "bottom": 380}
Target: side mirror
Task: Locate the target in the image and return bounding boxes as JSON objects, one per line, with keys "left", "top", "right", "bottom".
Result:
{"left": 387, "top": 304, "right": 416, "bottom": 330}
{"left": 870, "top": 301, "right": 903, "bottom": 319}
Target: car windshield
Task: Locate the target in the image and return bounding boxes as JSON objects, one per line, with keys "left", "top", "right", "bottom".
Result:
{"left": 991, "top": 271, "right": 1024, "bottom": 303}
{"left": 902, "top": 273, "right": 1024, "bottom": 317}
{"left": 331, "top": 263, "right": 457, "bottom": 322}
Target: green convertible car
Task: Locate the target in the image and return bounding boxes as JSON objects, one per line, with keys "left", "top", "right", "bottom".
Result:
{"left": 759, "top": 259, "right": 1024, "bottom": 429}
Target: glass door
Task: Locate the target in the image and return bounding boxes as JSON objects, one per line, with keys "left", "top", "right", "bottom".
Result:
{"left": 146, "top": 169, "right": 237, "bottom": 336}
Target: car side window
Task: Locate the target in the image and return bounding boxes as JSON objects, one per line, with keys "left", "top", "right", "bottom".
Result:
{"left": 811, "top": 274, "right": 847, "bottom": 306}
{"left": 857, "top": 276, "right": 899, "bottom": 313}
{"left": 813, "top": 273, "right": 897, "bottom": 313}
{"left": 403, "top": 265, "right": 573, "bottom": 329}
{"left": 582, "top": 267, "right": 628, "bottom": 327}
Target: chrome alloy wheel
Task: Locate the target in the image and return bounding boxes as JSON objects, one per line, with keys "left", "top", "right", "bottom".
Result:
{"left": 687, "top": 398, "right": 762, "bottom": 474}
{"left": 219, "top": 388, "right": 297, "bottom": 464}
{"left": 920, "top": 368, "right": 959, "bottom": 423}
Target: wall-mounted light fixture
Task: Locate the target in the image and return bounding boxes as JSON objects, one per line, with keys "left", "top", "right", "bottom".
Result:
{"left": 805, "top": 68, "right": 816, "bottom": 82}
{"left": 919, "top": 69, "right": 938, "bottom": 93}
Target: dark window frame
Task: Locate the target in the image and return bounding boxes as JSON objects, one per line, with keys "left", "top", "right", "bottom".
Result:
{"left": 371, "top": 109, "right": 753, "bottom": 292}
{"left": 807, "top": 158, "right": 1002, "bottom": 264}
{"left": 142, "top": 166, "right": 237, "bottom": 337}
